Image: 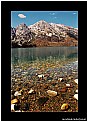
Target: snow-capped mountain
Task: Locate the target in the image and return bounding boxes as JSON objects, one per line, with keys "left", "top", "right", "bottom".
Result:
{"left": 11, "top": 20, "right": 78, "bottom": 47}
{"left": 28, "top": 20, "right": 67, "bottom": 40}
{"left": 49, "top": 23, "right": 78, "bottom": 39}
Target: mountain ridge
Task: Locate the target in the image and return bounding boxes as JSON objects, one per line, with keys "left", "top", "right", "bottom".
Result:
{"left": 11, "top": 20, "right": 78, "bottom": 47}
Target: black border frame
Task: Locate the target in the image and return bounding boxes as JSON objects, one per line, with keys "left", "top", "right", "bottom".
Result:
{"left": 1, "top": 1, "right": 87, "bottom": 121}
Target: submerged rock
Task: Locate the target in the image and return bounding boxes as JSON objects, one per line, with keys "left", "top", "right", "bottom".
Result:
{"left": 11, "top": 99, "right": 18, "bottom": 104}
{"left": 58, "top": 78, "right": 63, "bottom": 82}
{"left": 66, "top": 84, "right": 70, "bottom": 87}
{"left": 75, "top": 89, "right": 78, "bottom": 93}
{"left": 38, "top": 74, "right": 44, "bottom": 78}
{"left": 14, "top": 91, "right": 21, "bottom": 96}
{"left": 11, "top": 104, "right": 15, "bottom": 111}
{"left": 74, "top": 94, "right": 78, "bottom": 100}
{"left": 38, "top": 97, "right": 49, "bottom": 106}
{"left": 28, "top": 89, "right": 35, "bottom": 94}
{"left": 61, "top": 103, "right": 69, "bottom": 111}
{"left": 11, "top": 58, "right": 78, "bottom": 112}
{"left": 15, "top": 110, "right": 21, "bottom": 112}
{"left": 60, "top": 87, "right": 67, "bottom": 92}
{"left": 47, "top": 90, "right": 57, "bottom": 97}
{"left": 74, "top": 79, "right": 78, "bottom": 84}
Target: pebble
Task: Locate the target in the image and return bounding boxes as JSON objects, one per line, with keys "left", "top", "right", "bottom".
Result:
{"left": 58, "top": 78, "right": 63, "bottom": 82}
{"left": 75, "top": 89, "right": 78, "bottom": 93}
{"left": 68, "top": 89, "right": 71, "bottom": 93}
{"left": 61, "top": 103, "right": 69, "bottom": 111}
{"left": 68, "top": 77, "right": 71, "bottom": 80}
{"left": 38, "top": 74, "right": 44, "bottom": 78}
{"left": 15, "top": 110, "right": 21, "bottom": 112}
{"left": 11, "top": 59, "right": 78, "bottom": 112}
{"left": 74, "top": 79, "right": 78, "bottom": 84}
{"left": 15, "top": 79, "right": 18, "bottom": 82}
{"left": 60, "top": 87, "right": 67, "bottom": 92}
{"left": 74, "top": 94, "right": 78, "bottom": 100}
{"left": 55, "top": 84, "right": 58, "bottom": 88}
{"left": 11, "top": 104, "right": 15, "bottom": 111}
{"left": 14, "top": 91, "right": 21, "bottom": 96}
{"left": 11, "top": 99, "right": 18, "bottom": 104}
{"left": 47, "top": 90, "right": 57, "bottom": 97}
{"left": 48, "top": 80, "right": 51, "bottom": 82}
{"left": 28, "top": 89, "right": 34, "bottom": 94}
{"left": 66, "top": 84, "right": 70, "bottom": 87}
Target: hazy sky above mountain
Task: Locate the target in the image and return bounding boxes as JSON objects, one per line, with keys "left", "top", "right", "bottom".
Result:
{"left": 11, "top": 11, "right": 78, "bottom": 28}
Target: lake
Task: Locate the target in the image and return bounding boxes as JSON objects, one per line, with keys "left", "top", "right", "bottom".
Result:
{"left": 11, "top": 46, "right": 78, "bottom": 80}
{"left": 11, "top": 47, "right": 78, "bottom": 112}
{"left": 11, "top": 47, "right": 78, "bottom": 64}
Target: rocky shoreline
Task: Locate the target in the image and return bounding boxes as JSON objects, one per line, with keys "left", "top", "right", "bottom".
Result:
{"left": 11, "top": 60, "right": 78, "bottom": 112}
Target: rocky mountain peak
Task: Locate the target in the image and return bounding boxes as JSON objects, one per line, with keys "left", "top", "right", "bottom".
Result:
{"left": 28, "top": 20, "right": 60, "bottom": 37}
{"left": 11, "top": 23, "right": 35, "bottom": 47}
{"left": 29, "top": 20, "right": 52, "bottom": 29}
{"left": 11, "top": 27, "right": 16, "bottom": 40}
{"left": 16, "top": 23, "right": 30, "bottom": 34}
{"left": 17, "top": 23, "right": 27, "bottom": 27}
{"left": 37, "top": 20, "right": 48, "bottom": 23}
{"left": 11, "top": 20, "right": 78, "bottom": 47}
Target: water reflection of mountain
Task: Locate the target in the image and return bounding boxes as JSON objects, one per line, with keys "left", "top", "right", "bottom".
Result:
{"left": 67, "top": 52, "right": 77, "bottom": 59}
{"left": 11, "top": 47, "right": 78, "bottom": 63}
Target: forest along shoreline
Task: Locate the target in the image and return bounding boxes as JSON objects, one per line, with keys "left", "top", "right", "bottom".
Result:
{"left": 11, "top": 57, "right": 78, "bottom": 112}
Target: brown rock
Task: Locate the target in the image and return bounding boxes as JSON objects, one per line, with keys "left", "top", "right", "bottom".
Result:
{"left": 61, "top": 103, "right": 69, "bottom": 111}
{"left": 60, "top": 87, "right": 67, "bottom": 92}
{"left": 58, "top": 78, "right": 63, "bottom": 82}
{"left": 47, "top": 90, "right": 57, "bottom": 97}
{"left": 11, "top": 99, "right": 18, "bottom": 104}
{"left": 28, "top": 88, "right": 36, "bottom": 95}
{"left": 44, "top": 84, "right": 48, "bottom": 89}
{"left": 55, "top": 84, "right": 58, "bottom": 88}
{"left": 66, "top": 84, "right": 70, "bottom": 87}
{"left": 28, "top": 89, "right": 34, "bottom": 94}
{"left": 38, "top": 97, "right": 49, "bottom": 106}
{"left": 68, "top": 89, "right": 71, "bottom": 93}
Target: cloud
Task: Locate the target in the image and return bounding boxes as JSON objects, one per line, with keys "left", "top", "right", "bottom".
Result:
{"left": 73, "top": 13, "right": 76, "bottom": 15}
{"left": 50, "top": 12, "right": 55, "bottom": 15}
{"left": 52, "top": 13, "right": 55, "bottom": 15}
{"left": 18, "top": 14, "right": 26, "bottom": 18}
{"left": 49, "top": 13, "right": 52, "bottom": 14}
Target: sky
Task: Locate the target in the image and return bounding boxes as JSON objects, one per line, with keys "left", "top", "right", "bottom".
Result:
{"left": 11, "top": 11, "right": 78, "bottom": 28}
